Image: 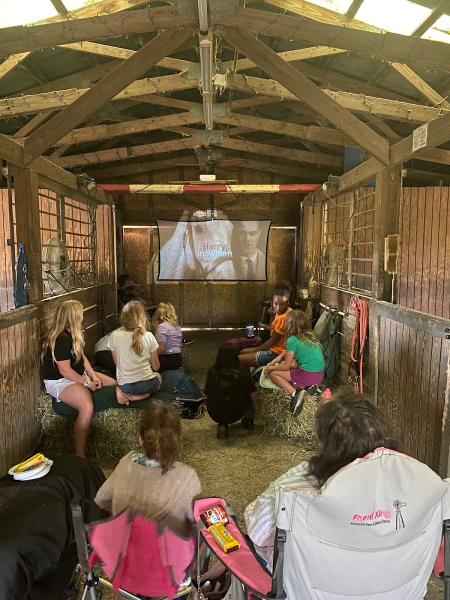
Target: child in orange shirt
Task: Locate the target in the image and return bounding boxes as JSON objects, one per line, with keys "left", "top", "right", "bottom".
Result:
{"left": 239, "top": 286, "right": 291, "bottom": 368}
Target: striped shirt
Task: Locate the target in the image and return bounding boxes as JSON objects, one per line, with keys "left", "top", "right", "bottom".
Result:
{"left": 244, "top": 461, "right": 319, "bottom": 566}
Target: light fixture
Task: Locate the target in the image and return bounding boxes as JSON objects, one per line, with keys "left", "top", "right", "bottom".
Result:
{"left": 203, "top": 98, "right": 214, "bottom": 130}
{"left": 199, "top": 36, "right": 212, "bottom": 94}
{"left": 197, "top": 0, "right": 209, "bottom": 33}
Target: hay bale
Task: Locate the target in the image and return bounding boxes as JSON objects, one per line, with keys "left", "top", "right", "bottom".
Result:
{"left": 259, "top": 387, "right": 318, "bottom": 445}
{"left": 36, "top": 393, "right": 142, "bottom": 460}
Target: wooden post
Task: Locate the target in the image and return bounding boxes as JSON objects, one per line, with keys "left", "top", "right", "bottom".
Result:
{"left": 372, "top": 166, "right": 402, "bottom": 301}
{"left": 12, "top": 166, "right": 43, "bottom": 304}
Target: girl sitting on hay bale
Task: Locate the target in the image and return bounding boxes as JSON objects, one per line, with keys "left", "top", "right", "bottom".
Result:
{"left": 151, "top": 302, "right": 183, "bottom": 372}
{"left": 41, "top": 300, "right": 116, "bottom": 457}
{"left": 109, "top": 301, "right": 161, "bottom": 406}
{"left": 95, "top": 401, "right": 201, "bottom": 534}
{"left": 205, "top": 344, "right": 260, "bottom": 439}
{"left": 265, "top": 310, "right": 324, "bottom": 416}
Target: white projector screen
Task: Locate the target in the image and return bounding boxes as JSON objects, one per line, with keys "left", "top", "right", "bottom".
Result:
{"left": 157, "top": 219, "right": 271, "bottom": 281}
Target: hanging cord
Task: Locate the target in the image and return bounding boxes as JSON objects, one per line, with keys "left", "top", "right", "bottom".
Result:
{"left": 350, "top": 296, "right": 369, "bottom": 394}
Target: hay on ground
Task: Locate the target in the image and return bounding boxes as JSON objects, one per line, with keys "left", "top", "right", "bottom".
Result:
{"left": 36, "top": 393, "right": 142, "bottom": 460}
{"left": 259, "top": 387, "right": 318, "bottom": 445}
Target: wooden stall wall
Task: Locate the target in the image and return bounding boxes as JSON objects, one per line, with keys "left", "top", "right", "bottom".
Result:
{"left": 121, "top": 165, "right": 299, "bottom": 326}
{"left": 0, "top": 181, "right": 115, "bottom": 475}
{"left": 300, "top": 186, "right": 450, "bottom": 473}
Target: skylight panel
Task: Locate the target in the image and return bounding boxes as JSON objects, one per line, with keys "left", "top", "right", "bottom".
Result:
{"left": 355, "top": 0, "right": 432, "bottom": 35}
{"left": 305, "top": 0, "right": 354, "bottom": 13}
{"left": 422, "top": 14, "right": 450, "bottom": 44}
{"left": 0, "top": 0, "right": 58, "bottom": 27}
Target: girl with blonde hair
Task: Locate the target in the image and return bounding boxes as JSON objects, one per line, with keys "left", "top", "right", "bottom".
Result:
{"left": 109, "top": 300, "right": 161, "bottom": 404}
{"left": 151, "top": 302, "right": 183, "bottom": 372}
{"left": 265, "top": 310, "right": 324, "bottom": 415}
{"left": 41, "top": 300, "right": 116, "bottom": 457}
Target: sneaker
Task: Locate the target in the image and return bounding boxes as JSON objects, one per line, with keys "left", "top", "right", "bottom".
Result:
{"left": 290, "top": 389, "right": 306, "bottom": 417}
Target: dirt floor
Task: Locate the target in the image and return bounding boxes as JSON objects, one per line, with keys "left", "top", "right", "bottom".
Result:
{"left": 98, "top": 330, "right": 443, "bottom": 599}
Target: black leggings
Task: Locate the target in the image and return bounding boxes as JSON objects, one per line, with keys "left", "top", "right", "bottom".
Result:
{"left": 158, "top": 353, "right": 182, "bottom": 372}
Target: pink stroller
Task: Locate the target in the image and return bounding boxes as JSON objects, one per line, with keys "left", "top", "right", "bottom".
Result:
{"left": 193, "top": 497, "right": 286, "bottom": 599}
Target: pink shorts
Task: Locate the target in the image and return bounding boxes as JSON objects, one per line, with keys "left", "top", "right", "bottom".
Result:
{"left": 290, "top": 369, "right": 324, "bottom": 390}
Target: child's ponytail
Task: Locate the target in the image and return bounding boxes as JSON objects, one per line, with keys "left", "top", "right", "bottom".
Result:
{"left": 131, "top": 326, "right": 145, "bottom": 356}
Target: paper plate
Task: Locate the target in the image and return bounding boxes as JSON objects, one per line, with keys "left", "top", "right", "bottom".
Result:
{"left": 9, "top": 459, "right": 53, "bottom": 481}
{"left": 14, "top": 461, "right": 53, "bottom": 481}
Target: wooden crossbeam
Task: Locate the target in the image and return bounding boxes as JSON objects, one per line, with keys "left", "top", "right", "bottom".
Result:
{"left": 216, "top": 112, "right": 349, "bottom": 147}
{"left": 0, "top": 7, "right": 194, "bottom": 55}
{"left": 217, "top": 27, "right": 389, "bottom": 164}
{"left": 390, "top": 110, "right": 450, "bottom": 165}
{"left": 216, "top": 8, "right": 450, "bottom": 72}
{"left": 0, "top": 53, "right": 30, "bottom": 82}
{"left": 14, "top": 113, "right": 54, "bottom": 138}
{"left": 39, "top": 0, "right": 153, "bottom": 22}
{"left": 222, "top": 73, "right": 447, "bottom": 123}
{"left": 47, "top": 111, "right": 203, "bottom": 146}
{"left": 50, "top": 0, "right": 68, "bottom": 15}
{"left": 345, "top": 0, "right": 364, "bottom": 21}
{"left": 234, "top": 46, "right": 347, "bottom": 70}
{"left": 412, "top": 0, "right": 449, "bottom": 37}
{"left": 389, "top": 62, "right": 450, "bottom": 109}
{"left": 87, "top": 156, "right": 199, "bottom": 179}
{"left": 218, "top": 138, "right": 342, "bottom": 168}
{"left": 60, "top": 42, "right": 193, "bottom": 73}
{"left": 23, "top": 29, "right": 193, "bottom": 163}
{"left": 218, "top": 157, "right": 330, "bottom": 180}
{"left": 54, "top": 135, "right": 210, "bottom": 168}
{"left": 0, "top": 73, "right": 197, "bottom": 118}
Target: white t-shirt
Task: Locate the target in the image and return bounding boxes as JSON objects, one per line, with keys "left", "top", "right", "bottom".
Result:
{"left": 108, "top": 327, "right": 159, "bottom": 385}
{"left": 245, "top": 448, "right": 450, "bottom": 600}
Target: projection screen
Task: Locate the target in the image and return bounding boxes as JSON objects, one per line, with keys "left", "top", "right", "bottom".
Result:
{"left": 157, "top": 219, "right": 271, "bottom": 281}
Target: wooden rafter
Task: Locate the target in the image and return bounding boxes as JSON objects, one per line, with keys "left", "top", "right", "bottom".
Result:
{"left": 222, "top": 73, "right": 448, "bottom": 122}
{"left": 60, "top": 42, "right": 193, "bottom": 73}
{"left": 389, "top": 62, "right": 450, "bottom": 109}
{"left": 412, "top": 0, "right": 449, "bottom": 37}
{"left": 40, "top": 0, "right": 153, "bottom": 22}
{"left": 55, "top": 135, "right": 213, "bottom": 168}
{"left": 23, "top": 29, "right": 193, "bottom": 164}
{"left": 216, "top": 8, "right": 450, "bottom": 72}
{"left": 0, "top": 53, "right": 30, "bottom": 82}
{"left": 218, "top": 157, "right": 329, "bottom": 180}
{"left": 87, "top": 156, "right": 200, "bottom": 179}
{"left": 218, "top": 26, "right": 389, "bottom": 164}
{"left": 43, "top": 111, "right": 203, "bottom": 147}
{"left": 0, "top": 7, "right": 194, "bottom": 55}
{"left": 390, "top": 110, "right": 450, "bottom": 165}
{"left": 0, "top": 73, "right": 197, "bottom": 118}
{"left": 14, "top": 113, "right": 54, "bottom": 138}
{"left": 233, "top": 46, "right": 347, "bottom": 70}
{"left": 218, "top": 137, "right": 342, "bottom": 168}
{"left": 50, "top": 0, "right": 68, "bottom": 16}
{"left": 345, "top": 0, "right": 364, "bottom": 21}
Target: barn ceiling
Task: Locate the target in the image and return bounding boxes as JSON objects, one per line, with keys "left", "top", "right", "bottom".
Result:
{"left": 0, "top": 0, "right": 449, "bottom": 186}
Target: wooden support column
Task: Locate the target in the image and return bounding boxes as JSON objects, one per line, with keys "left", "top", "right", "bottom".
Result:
{"left": 372, "top": 166, "right": 402, "bottom": 301}
{"left": 12, "top": 166, "right": 43, "bottom": 304}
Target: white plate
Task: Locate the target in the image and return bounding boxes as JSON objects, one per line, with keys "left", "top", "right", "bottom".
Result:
{"left": 9, "top": 458, "right": 48, "bottom": 478}
{"left": 11, "top": 459, "right": 53, "bottom": 481}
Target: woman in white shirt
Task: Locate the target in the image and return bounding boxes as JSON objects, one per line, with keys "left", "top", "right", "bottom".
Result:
{"left": 109, "top": 301, "right": 161, "bottom": 405}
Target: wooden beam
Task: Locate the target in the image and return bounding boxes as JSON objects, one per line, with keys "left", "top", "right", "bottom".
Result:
{"left": 216, "top": 112, "right": 349, "bottom": 147}
{"left": 14, "top": 113, "right": 53, "bottom": 138}
{"left": 54, "top": 135, "right": 212, "bottom": 168}
{"left": 0, "top": 73, "right": 197, "bottom": 118}
{"left": 390, "top": 110, "right": 450, "bottom": 165}
{"left": 216, "top": 8, "right": 450, "bottom": 72}
{"left": 404, "top": 167, "right": 450, "bottom": 185}
{"left": 0, "top": 7, "right": 194, "bottom": 55}
{"left": 87, "top": 156, "right": 199, "bottom": 179}
{"left": 23, "top": 39, "right": 193, "bottom": 164}
{"left": 39, "top": 0, "right": 153, "bottom": 22}
{"left": 11, "top": 166, "right": 43, "bottom": 304}
{"left": 234, "top": 46, "right": 347, "bottom": 70}
{"left": 59, "top": 41, "right": 193, "bottom": 73}
{"left": 222, "top": 73, "right": 447, "bottom": 122}
{"left": 217, "top": 26, "right": 390, "bottom": 165}
{"left": 345, "top": 0, "right": 364, "bottom": 21}
{"left": 219, "top": 157, "right": 329, "bottom": 180}
{"left": 218, "top": 137, "right": 342, "bottom": 168}
{"left": 0, "top": 53, "right": 30, "bottom": 82}
{"left": 44, "top": 111, "right": 203, "bottom": 147}
{"left": 50, "top": 0, "right": 68, "bottom": 15}
{"left": 412, "top": 0, "right": 448, "bottom": 37}
{"left": 390, "top": 62, "right": 450, "bottom": 109}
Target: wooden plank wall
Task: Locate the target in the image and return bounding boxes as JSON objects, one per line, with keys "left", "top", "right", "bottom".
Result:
{"left": 300, "top": 185, "right": 450, "bottom": 472}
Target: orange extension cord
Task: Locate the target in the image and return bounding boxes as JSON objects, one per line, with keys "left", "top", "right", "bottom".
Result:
{"left": 350, "top": 296, "right": 369, "bottom": 394}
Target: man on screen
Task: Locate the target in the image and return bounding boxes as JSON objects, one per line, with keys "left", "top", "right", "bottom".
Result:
{"left": 233, "top": 221, "right": 266, "bottom": 280}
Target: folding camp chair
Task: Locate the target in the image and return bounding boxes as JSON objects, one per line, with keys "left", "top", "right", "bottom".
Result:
{"left": 193, "top": 497, "right": 287, "bottom": 600}
{"left": 71, "top": 503, "right": 194, "bottom": 600}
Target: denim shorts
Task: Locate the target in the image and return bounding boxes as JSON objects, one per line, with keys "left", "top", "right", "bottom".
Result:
{"left": 119, "top": 377, "right": 160, "bottom": 396}
{"left": 255, "top": 350, "right": 278, "bottom": 367}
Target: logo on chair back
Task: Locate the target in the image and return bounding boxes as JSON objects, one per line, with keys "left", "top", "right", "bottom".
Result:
{"left": 393, "top": 499, "right": 406, "bottom": 530}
